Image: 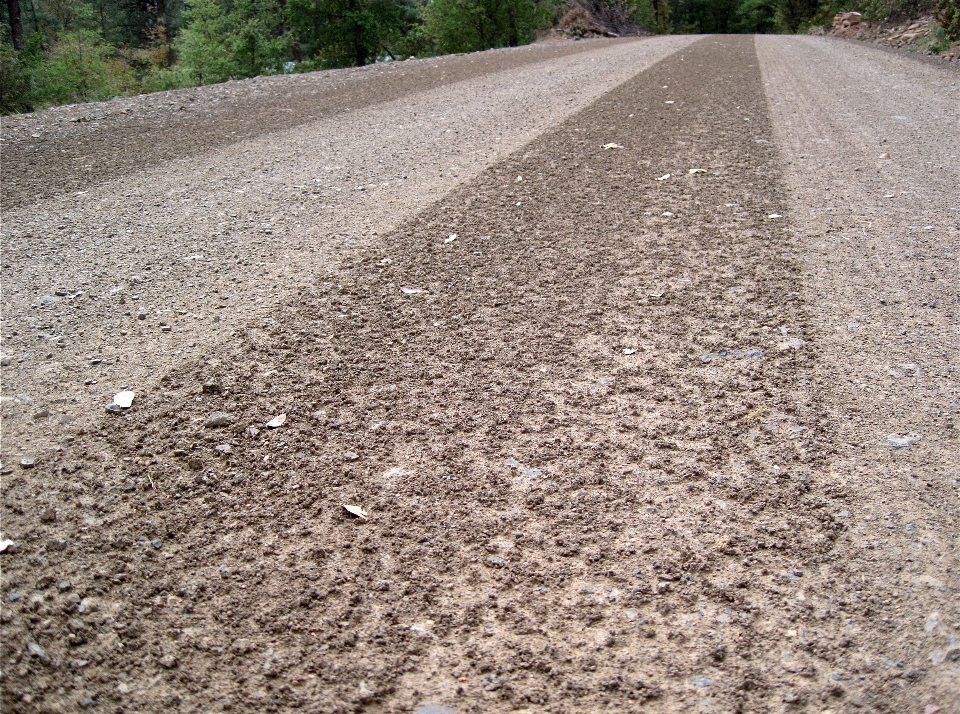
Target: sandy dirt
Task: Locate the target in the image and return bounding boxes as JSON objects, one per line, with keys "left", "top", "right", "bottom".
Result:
{"left": 1, "top": 34, "right": 958, "bottom": 714}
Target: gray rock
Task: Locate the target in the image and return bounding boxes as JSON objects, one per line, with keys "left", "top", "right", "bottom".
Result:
{"left": 19, "top": 456, "right": 36, "bottom": 469}
{"left": 343, "top": 451, "right": 360, "bottom": 462}
{"left": 151, "top": 539, "right": 162, "bottom": 550}
{"left": 414, "top": 706, "right": 457, "bottom": 714}
{"left": 487, "top": 555, "right": 506, "bottom": 568}
{"left": 28, "top": 642, "right": 47, "bottom": 660}
{"left": 158, "top": 654, "right": 178, "bottom": 669}
{"left": 204, "top": 411, "right": 233, "bottom": 428}
{"left": 886, "top": 433, "right": 920, "bottom": 448}
{"left": 104, "top": 403, "right": 122, "bottom": 413}
{"left": 202, "top": 381, "right": 222, "bottom": 394}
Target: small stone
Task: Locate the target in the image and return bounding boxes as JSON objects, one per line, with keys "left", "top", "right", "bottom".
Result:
{"left": 28, "top": 642, "right": 47, "bottom": 660}
{"left": 6, "top": 591, "right": 21, "bottom": 601}
{"left": 46, "top": 539, "right": 67, "bottom": 552}
{"left": 247, "top": 426, "right": 259, "bottom": 437}
{"left": 343, "top": 451, "right": 359, "bottom": 462}
{"left": 58, "top": 581, "right": 72, "bottom": 591}
{"left": 414, "top": 706, "right": 458, "bottom": 714}
{"left": 122, "top": 479, "right": 136, "bottom": 491}
{"left": 104, "top": 403, "right": 122, "bottom": 413}
{"left": 20, "top": 457, "right": 36, "bottom": 469}
{"left": 40, "top": 507, "right": 57, "bottom": 523}
{"left": 215, "top": 444, "right": 232, "bottom": 454}
{"left": 204, "top": 411, "right": 233, "bottom": 428}
{"left": 160, "top": 325, "right": 172, "bottom": 332}
{"left": 117, "top": 682, "right": 131, "bottom": 695}
{"left": 32, "top": 409, "right": 51, "bottom": 420}
{"left": 487, "top": 555, "right": 506, "bottom": 568}
{"left": 151, "top": 539, "right": 162, "bottom": 550}
{"left": 886, "top": 433, "right": 920, "bottom": 448}
{"left": 158, "top": 654, "right": 178, "bottom": 669}
{"left": 202, "top": 381, "right": 222, "bottom": 394}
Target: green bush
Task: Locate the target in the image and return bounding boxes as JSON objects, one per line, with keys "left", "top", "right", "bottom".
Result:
{"left": 0, "top": 42, "right": 33, "bottom": 112}
{"left": 935, "top": 0, "right": 959, "bottom": 39}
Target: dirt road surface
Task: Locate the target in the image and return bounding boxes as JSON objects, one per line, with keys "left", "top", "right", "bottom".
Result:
{"left": 2, "top": 35, "right": 958, "bottom": 714}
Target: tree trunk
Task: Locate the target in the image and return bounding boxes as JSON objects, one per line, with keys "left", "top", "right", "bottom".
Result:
{"left": 6, "top": 0, "right": 24, "bottom": 51}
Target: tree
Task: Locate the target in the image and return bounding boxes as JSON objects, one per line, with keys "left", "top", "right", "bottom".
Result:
{"left": 5, "top": 0, "right": 24, "bottom": 48}
{"left": 288, "top": 0, "right": 410, "bottom": 66}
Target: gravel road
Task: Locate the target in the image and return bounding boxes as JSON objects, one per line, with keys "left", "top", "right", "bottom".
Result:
{"left": 1, "top": 34, "right": 958, "bottom": 714}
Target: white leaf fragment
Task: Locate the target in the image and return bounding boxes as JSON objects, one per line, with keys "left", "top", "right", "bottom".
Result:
{"left": 444, "top": 233, "right": 457, "bottom": 244}
{"left": 623, "top": 348, "right": 637, "bottom": 355}
{"left": 400, "top": 287, "right": 422, "bottom": 294}
{"left": 342, "top": 504, "right": 368, "bottom": 520}
{"left": 601, "top": 143, "right": 623, "bottom": 150}
{"left": 113, "top": 391, "right": 135, "bottom": 408}
{"left": 656, "top": 174, "right": 671, "bottom": 181}
{"left": 266, "top": 413, "right": 286, "bottom": 428}
{"left": 768, "top": 213, "right": 783, "bottom": 219}
{"left": 688, "top": 168, "right": 706, "bottom": 174}
{"left": 0, "top": 539, "right": 14, "bottom": 553}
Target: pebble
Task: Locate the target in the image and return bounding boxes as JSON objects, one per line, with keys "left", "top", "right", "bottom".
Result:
{"left": 159, "top": 654, "right": 178, "bottom": 669}
{"left": 215, "top": 444, "right": 232, "bottom": 454}
{"left": 487, "top": 555, "right": 506, "bottom": 568}
{"left": 204, "top": 411, "right": 233, "bottom": 428}
{"left": 40, "top": 507, "right": 57, "bottom": 523}
{"left": 886, "top": 433, "right": 920, "bottom": 448}
{"left": 343, "top": 451, "right": 360, "bottom": 462}
{"left": 20, "top": 457, "right": 36, "bottom": 469}
{"left": 32, "top": 409, "right": 51, "bottom": 420}
{"left": 202, "top": 381, "right": 222, "bottom": 394}
{"left": 415, "top": 706, "right": 457, "bottom": 714}
{"left": 151, "top": 539, "right": 163, "bottom": 550}
{"left": 28, "top": 642, "right": 47, "bottom": 660}
{"left": 104, "top": 403, "right": 122, "bottom": 413}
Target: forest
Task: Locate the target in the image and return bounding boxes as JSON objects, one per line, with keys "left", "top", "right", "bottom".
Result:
{"left": 1, "top": 0, "right": 958, "bottom": 113}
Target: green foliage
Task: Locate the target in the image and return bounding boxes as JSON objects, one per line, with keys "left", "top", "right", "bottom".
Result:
{"left": 288, "top": 0, "right": 413, "bottom": 66}
{"left": 175, "top": 0, "right": 289, "bottom": 82}
{"left": 934, "top": 0, "right": 959, "bottom": 39}
{"left": 0, "top": 41, "right": 33, "bottom": 111}
{"left": 732, "top": 0, "right": 777, "bottom": 30}
{"left": 416, "top": 0, "right": 549, "bottom": 54}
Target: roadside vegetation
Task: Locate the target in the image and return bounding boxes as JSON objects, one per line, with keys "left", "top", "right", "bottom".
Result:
{"left": 1, "top": 0, "right": 957, "bottom": 114}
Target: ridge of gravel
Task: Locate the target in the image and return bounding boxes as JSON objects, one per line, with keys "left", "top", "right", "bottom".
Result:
{"left": 0, "top": 35, "right": 698, "bottom": 474}
{"left": 0, "top": 37, "right": 645, "bottom": 209}
{"left": 758, "top": 34, "right": 960, "bottom": 710}
{"left": 3, "top": 35, "right": 876, "bottom": 713}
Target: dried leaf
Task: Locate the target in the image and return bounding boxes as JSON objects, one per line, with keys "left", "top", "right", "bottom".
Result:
{"left": 601, "top": 143, "right": 623, "bottom": 150}
{"left": 623, "top": 348, "right": 637, "bottom": 355}
{"left": 656, "top": 174, "right": 671, "bottom": 181}
{"left": 113, "top": 391, "right": 135, "bottom": 408}
{"left": 266, "top": 413, "right": 286, "bottom": 428}
{"left": 768, "top": 213, "right": 783, "bottom": 219}
{"left": 342, "top": 504, "right": 368, "bottom": 520}
{"left": 400, "top": 287, "right": 422, "bottom": 294}
{"left": 688, "top": 168, "right": 706, "bottom": 174}
{"left": 444, "top": 233, "right": 457, "bottom": 244}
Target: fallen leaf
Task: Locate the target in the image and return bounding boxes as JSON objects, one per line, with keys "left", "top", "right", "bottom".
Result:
{"left": 688, "top": 168, "right": 706, "bottom": 174}
{"left": 444, "top": 233, "right": 457, "bottom": 244}
{"left": 655, "top": 174, "right": 671, "bottom": 181}
{"left": 266, "top": 413, "right": 286, "bottom": 428}
{"left": 601, "top": 143, "right": 623, "bottom": 150}
{"left": 342, "top": 504, "right": 368, "bottom": 520}
{"left": 623, "top": 348, "right": 637, "bottom": 355}
{"left": 400, "top": 287, "right": 422, "bottom": 294}
{"left": 113, "top": 391, "right": 135, "bottom": 408}
{"left": 768, "top": 213, "right": 783, "bottom": 219}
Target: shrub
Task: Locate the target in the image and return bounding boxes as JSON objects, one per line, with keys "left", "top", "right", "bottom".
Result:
{"left": 935, "top": 0, "right": 959, "bottom": 39}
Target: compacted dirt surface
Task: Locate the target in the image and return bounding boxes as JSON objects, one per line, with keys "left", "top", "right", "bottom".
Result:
{"left": 1, "top": 35, "right": 958, "bottom": 714}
